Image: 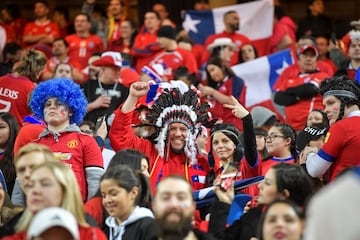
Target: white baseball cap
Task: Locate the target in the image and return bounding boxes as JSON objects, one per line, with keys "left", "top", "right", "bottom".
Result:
{"left": 27, "top": 207, "right": 79, "bottom": 240}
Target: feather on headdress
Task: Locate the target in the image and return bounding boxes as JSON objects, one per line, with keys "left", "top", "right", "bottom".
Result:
{"left": 146, "top": 87, "right": 215, "bottom": 165}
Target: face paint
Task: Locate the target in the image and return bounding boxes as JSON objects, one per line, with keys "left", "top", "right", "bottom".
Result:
{"left": 182, "top": 202, "right": 191, "bottom": 209}
{"left": 60, "top": 107, "right": 67, "bottom": 116}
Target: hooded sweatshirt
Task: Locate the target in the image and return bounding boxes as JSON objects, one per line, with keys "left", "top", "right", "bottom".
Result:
{"left": 105, "top": 206, "right": 156, "bottom": 240}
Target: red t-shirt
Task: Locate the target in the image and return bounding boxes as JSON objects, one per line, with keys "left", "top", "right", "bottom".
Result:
{"left": 65, "top": 34, "right": 105, "bottom": 70}
{"left": 23, "top": 20, "right": 60, "bottom": 46}
{"left": 132, "top": 28, "right": 161, "bottom": 72}
{"left": 0, "top": 74, "right": 35, "bottom": 126}
{"left": 320, "top": 115, "right": 360, "bottom": 181}
{"left": 150, "top": 47, "right": 198, "bottom": 80}
{"left": 205, "top": 75, "right": 246, "bottom": 131}
{"left": 36, "top": 131, "right": 104, "bottom": 201}
{"left": 275, "top": 71, "right": 329, "bottom": 130}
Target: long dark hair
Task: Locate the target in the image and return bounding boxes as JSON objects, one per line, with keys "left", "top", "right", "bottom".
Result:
{"left": 108, "top": 148, "right": 149, "bottom": 172}
{"left": 207, "top": 123, "right": 243, "bottom": 185}
{"left": 206, "top": 56, "right": 235, "bottom": 89}
{"left": 238, "top": 43, "right": 258, "bottom": 63}
{"left": 100, "top": 165, "right": 152, "bottom": 208}
{"left": 273, "top": 123, "right": 298, "bottom": 160}
{"left": 272, "top": 163, "right": 313, "bottom": 206}
{"left": 0, "top": 112, "right": 19, "bottom": 194}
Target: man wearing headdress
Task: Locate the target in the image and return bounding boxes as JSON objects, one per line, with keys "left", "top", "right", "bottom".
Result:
{"left": 109, "top": 81, "right": 214, "bottom": 193}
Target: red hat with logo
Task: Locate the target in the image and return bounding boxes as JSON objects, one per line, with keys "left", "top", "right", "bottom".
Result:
{"left": 92, "top": 51, "right": 124, "bottom": 68}
{"left": 298, "top": 45, "right": 319, "bottom": 57}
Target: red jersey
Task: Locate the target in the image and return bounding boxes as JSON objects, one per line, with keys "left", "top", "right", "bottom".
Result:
{"left": 6, "top": 18, "right": 26, "bottom": 44}
{"left": 109, "top": 109, "right": 209, "bottom": 193}
{"left": 203, "top": 31, "right": 251, "bottom": 66}
{"left": 65, "top": 34, "right": 105, "bottom": 70}
{"left": 261, "top": 157, "right": 295, "bottom": 175}
{"left": 132, "top": 29, "right": 161, "bottom": 72}
{"left": 205, "top": 75, "right": 246, "bottom": 131}
{"left": 35, "top": 131, "right": 104, "bottom": 201}
{"left": 0, "top": 74, "right": 35, "bottom": 125}
{"left": 275, "top": 71, "right": 329, "bottom": 130}
{"left": 150, "top": 47, "right": 198, "bottom": 80}
{"left": 319, "top": 113, "right": 360, "bottom": 181}
{"left": 273, "top": 62, "right": 334, "bottom": 91}
{"left": 23, "top": 20, "right": 60, "bottom": 46}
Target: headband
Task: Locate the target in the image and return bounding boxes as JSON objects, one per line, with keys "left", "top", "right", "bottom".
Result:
{"left": 211, "top": 129, "right": 239, "bottom": 143}
{"left": 323, "top": 90, "right": 358, "bottom": 100}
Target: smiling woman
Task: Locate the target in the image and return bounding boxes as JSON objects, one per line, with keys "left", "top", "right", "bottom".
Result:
{"left": 99, "top": 165, "right": 156, "bottom": 240}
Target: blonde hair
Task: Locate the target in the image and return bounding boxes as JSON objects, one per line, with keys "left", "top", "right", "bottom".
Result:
{"left": 13, "top": 49, "right": 47, "bottom": 82}
{"left": 16, "top": 161, "right": 88, "bottom": 232}
{"left": 14, "top": 143, "right": 56, "bottom": 166}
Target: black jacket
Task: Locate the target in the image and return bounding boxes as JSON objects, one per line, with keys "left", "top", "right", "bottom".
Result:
{"left": 209, "top": 201, "right": 263, "bottom": 240}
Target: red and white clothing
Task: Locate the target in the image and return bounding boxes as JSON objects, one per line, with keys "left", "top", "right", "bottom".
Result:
{"left": 23, "top": 20, "right": 60, "bottom": 46}
{"left": 307, "top": 111, "right": 360, "bottom": 181}
{"left": 212, "top": 115, "right": 261, "bottom": 197}
{"left": 35, "top": 126, "right": 104, "bottom": 202}
{"left": 273, "top": 62, "right": 334, "bottom": 91}
{"left": 269, "top": 16, "right": 297, "bottom": 55}
{"left": 203, "top": 31, "right": 251, "bottom": 66}
{"left": 0, "top": 74, "right": 35, "bottom": 126}
{"left": 109, "top": 109, "right": 209, "bottom": 193}
{"left": 132, "top": 28, "right": 161, "bottom": 72}
{"left": 150, "top": 47, "right": 198, "bottom": 80}
{"left": 274, "top": 71, "right": 329, "bottom": 130}
{"left": 65, "top": 34, "right": 105, "bottom": 70}
{"left": 205, "top": 75, "right": 246, "bottom": 131}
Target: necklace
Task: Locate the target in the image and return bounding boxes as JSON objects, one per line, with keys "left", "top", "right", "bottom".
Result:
{"left": 97, "top": 79, "right": 120, "bottom": 97}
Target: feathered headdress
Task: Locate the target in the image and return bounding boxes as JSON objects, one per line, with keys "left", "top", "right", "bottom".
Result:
{"left": 146, "top": 87, "right": 215, "bottom": 165}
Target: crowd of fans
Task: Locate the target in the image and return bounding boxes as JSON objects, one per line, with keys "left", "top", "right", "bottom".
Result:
{"left": 0, "top": 0, "right": 360, "bottom": 239}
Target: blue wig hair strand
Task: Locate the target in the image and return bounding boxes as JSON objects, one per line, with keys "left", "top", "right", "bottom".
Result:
{"left": 29, "top": 78, "right": 88, "bottom": 124}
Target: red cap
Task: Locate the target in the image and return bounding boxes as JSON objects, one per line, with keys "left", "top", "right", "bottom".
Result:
{"left": 298, "top": 45, "right": 319, "bottom": 57}
{"left": 92, "top": 51, "right": 123, "bottom": 68}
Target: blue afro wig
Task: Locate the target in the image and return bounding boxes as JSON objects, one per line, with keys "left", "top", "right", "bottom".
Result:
{"left": 29, "top": 78, "right": 88, "bottom": 124}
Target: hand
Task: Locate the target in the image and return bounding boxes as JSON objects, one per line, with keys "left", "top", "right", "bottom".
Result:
{"left": 214, "top": 177, "right": 234, "bottom": 204}
{"left": 223, "top": 96, "right": 249, "bottom": 119}
{"left": 242, "top": 200, "right": 252, "bottom": 214}
{"left": 130, "top": 82, "right": 150, "bottom": 98}
{"left": 86, "top": 0, "right": 96, "bottom": 4}
{"left": 95, "top": 120, "right": 108, "bottom": 140}
{"left": 198, "top": 84, "right": 214, "bottom": 97}
{"left": 93, "top": 95, "right": 111, "bottom": 109}
{"left": 299, "top": 146, "right": 318, "bottom": 164}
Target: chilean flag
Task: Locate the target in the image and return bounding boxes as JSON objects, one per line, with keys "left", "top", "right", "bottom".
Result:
{"left": 232, "top": 49, "right": 294, "bottom": 110}
{"left": 182, "top": 0, "right": 273, "bottom": 56}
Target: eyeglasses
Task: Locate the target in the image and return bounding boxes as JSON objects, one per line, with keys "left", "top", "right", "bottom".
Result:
{"left": 264, "top": 135, "right": 287, "bottom": 142}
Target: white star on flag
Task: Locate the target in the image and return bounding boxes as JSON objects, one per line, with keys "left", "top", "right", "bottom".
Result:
{"left": 276, "top": 59, "right": 290, "bottom": 75}
{"left": 182, "top": 14, "right": 201, "bottom": 34}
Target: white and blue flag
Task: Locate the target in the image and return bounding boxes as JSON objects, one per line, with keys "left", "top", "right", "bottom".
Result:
{"left": 182, "top": 0, "right": 273, "bottom": 45}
